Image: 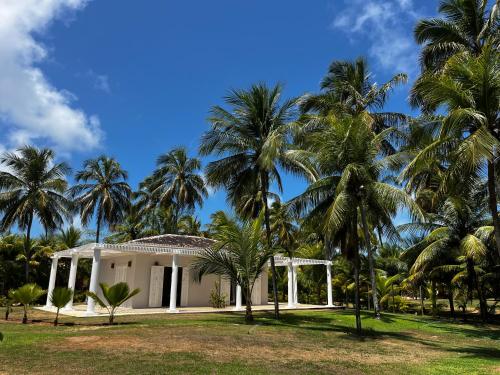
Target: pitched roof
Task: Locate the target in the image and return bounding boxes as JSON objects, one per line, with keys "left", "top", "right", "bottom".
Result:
{"left": 128, "top": 234, "right": 215, "bottom": 249}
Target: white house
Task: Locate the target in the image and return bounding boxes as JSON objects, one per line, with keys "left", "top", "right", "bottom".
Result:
{"left": 45, "top": 234, "right": 334, "bottom": 314}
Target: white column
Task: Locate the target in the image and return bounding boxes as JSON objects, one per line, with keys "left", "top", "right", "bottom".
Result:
{"left": 326, "top": 262, "right": 333, "bottom": 307}
{"left": 45, "top": 257, "right": 59, "bottom": 308}
{"left": 169, "top": 254, "right": 179, "bottom": 312}
{"left": 293, "top": 265, "right": 298, "bottom": 305}
{"left": 86, "top": 248, "right": 101, "bottom": 314}
{"left": 234, "top": 284, "right": 242, "bottom": 310}
{"left": 64, "top": 254, "right": 79, "bottom": 310}
{"left": 287, "top": 260, "right": 294, "bottom": 308}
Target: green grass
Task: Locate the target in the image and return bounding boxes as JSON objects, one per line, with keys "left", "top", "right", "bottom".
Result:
{"left": 0, "top": 307, "right": 499, "bottom": 374}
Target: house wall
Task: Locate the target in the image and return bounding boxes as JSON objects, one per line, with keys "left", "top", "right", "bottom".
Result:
{"left": 97, "top": 253, "right": 270, "bottom": 308}
{"left": 98, "top": 254, "right": 137, "bottom": 307}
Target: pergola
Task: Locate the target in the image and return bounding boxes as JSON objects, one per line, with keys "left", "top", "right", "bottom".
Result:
{"left": 46, "top": 239, "right": 334, "bottom": 314}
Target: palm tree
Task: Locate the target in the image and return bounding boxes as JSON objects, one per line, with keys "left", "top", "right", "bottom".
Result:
{"left": 58, "top": 226, "right": 83, "bottom": 249}
{"left": 106, "top": 203, "right": 155, "bottom": 243}
{"left": 8, "top": 283, "right": 45, "bottom": 324}
{"left": 0, "top": 146, "right": 71, "bottom": 281}
{"left": 269, "top": 201, "right": 298, "bottom": 255}
{"left": 401, "top": 192, "right": 492, "bottom": 320}
{"left": 150, "top": 147, "right": 207, "bottom": 213}
{"left": 177, "top": 215, "right": 202, "bottom": 236}
{"left": 49, "top": 287, "right": 73, "bottom": 326}
{"left": 200, "top": 83, "right": 315, "bottom": 319}
{"left": 290, "top": 113, "right": 422, "bottom": 329}
{"left": 409, "top": 41, "right": 500, "bottom": 257}
{"left": 70, "top": 156, "right": 131, "bottom": 243}
{"left": 414, "top": 0, "right": 498, "bottom": 72}
{"left": 192, "top": 215, "right": 273, "bottom": 322}
{"left": 300, "top": 57, "right": 408, "bottom": 151}
{"left": 86, "top": 282, "right": 140, "bottom": 324}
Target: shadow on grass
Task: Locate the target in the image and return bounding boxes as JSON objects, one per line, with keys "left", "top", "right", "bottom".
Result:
{"left": 444, "top": 345, "right": 500, "bottom": 359}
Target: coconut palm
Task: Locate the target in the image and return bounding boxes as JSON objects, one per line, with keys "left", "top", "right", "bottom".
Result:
{"left": 150, "top": 147, "right": 207, "bottom": 212}
{"left": 414, "top": 0, "right": 499, "bottom": 72}
{"left": 200, "top": 83, "right": 316, "bottom": 319}
{"left": 106, "top": 203, "right": 155, "bottom": 243}
{"left": 86, "top": 282, "right": 140, "bottom": 324}
{"left": 70, "top": 156, "right": 131, "bottom": 243}
{"left": 49, "top": 287, "right": 73, "bottom": 326}
{"left": 192, "top": 215, "right": 273, "bottom": 322}
{"left": 300, "top": 57, "right": 408, "bottom": 151}
{"left": 58, "top": 226, "right": 83, "bottom": 249}
{"left": 409, "top": 41, "right": 500, "bottom": 257}
{"left": 0, "top": 146, "right": 71, "bottom": 281}
{"left": 8, "top": 283, "right": 45, "bottom": 324}
{"left": 290, "top": 113, "right": 422, "bottom": 329}
{"left": 269, "top": 201, "right": 298, "bottom": 256}
{"left": 401, "top": 191, "right": 491, "bottom": 320}
{"left": 177, "top": 215, "right": 202, "bottom": 236}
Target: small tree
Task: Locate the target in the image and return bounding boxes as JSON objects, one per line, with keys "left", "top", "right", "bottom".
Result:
{"left": 50, "top": 287, "right": 73, "bottom": 326}
{"left": 0, "top": 296, "right": 12, "bottom": 321}
{"left": 192, "top": 215, "right": 273, "bottom": 322}
{"left": 8, "top": 284, "right": 46, "bottom": 324}
{"left": 86, "top": 282, "right": 140, "bottom": 325}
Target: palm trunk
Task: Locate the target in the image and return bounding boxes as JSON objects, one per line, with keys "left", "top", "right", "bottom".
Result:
{"left": 245, "top": 286, "right": 253, "bottom": 322}
{"left": 431, "top": 280, "right": 437, "bottom": 316}
{"left": 352, "top": 216, "right": 362, "bottom": 334}
{"left": 360, "top": 203, "right": 380, "bottom": 318}
{"left": 54, "top": 309, "right": 60, "bottom": 326}
{"left": 96, "top": 210, "right": 102, "bottom": 243}
{"left": 24, "top": 213, "right": 34, "bottom": 282}
{"left": 448, "top": 284, "right": 455, "bottom": 319}
{"left": 420, "top": 284, "right": 425, "bottom": 316}
{"left": 487, "top": 161, "right": 500, "bottom": 258}
{"left": 260, "top": 172, "right": 279, "bottom": 320}
{"left": 22, "top": 306, "right": 28, "bottom": 324}
{"left": 469, "top": 260, "right": 488, "bottom": 321}
{"left": 392, "top": 284, "right": 395, "bottom": 313}
{"left": 353, "top": 256, "right": 362, "bottom": 334}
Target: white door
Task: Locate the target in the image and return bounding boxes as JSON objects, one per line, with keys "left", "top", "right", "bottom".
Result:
{"left": 149, "top": 266, "right": 164, "bottom": 308}
{"left": 115, "top": 265, "right": 127, "bottom": 283}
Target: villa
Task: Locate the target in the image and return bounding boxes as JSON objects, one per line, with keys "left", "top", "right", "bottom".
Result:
{"left": 43, "top": 234, "right": 334, "bottom": 315}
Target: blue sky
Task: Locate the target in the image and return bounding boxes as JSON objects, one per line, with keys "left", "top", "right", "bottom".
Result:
{"left": 0, "top": 0, "right": 438, "bottom": 235}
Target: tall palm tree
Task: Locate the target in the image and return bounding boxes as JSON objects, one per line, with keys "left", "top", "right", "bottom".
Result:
{"left": 300, "top": 57, "right": 408, "bottom": 149}
{"left": 0, "top": 146, "right": 71, "bottom": 281}
{"left": 290, "top": 113, "right": 422, "bottom": 328}
{"left": 200, "top": 83, "right": 316, "bottom": 319}
{"left": 70, "top": 156, "right": 131, "bottom": 243}
{"left": 150, "top": 147, "right": 207, "bottom": 212}
{"left": 269, "top": 201, "right": 298, "bottom": 256}
{"left": 414, "top": 0, "right": 498, "bottom": 72}
{"left": 192, "top": 215, "right": 273, "bottom": 322}
{"left": 409, "top": 42, "right": 500, "bottom": 257}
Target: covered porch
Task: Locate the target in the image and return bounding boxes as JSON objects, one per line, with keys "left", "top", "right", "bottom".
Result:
{"left": 44, "top": 235, "right": 336, "bottom": 316}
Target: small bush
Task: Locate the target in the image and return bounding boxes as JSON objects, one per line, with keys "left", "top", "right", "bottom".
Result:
{"left": 209, "top": 281, "right": 227, "bottom": 308}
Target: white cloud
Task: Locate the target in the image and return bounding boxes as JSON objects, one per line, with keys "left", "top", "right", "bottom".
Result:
{"left": 331, "top": 0, "right": 422, "bottom": 77}
{"left": 0, "top": 0, "right": 103, "bottom": 152}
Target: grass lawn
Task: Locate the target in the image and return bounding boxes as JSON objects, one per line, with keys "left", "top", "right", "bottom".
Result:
{"left": 0, "top": 307, "right": 499, "bottom": 375}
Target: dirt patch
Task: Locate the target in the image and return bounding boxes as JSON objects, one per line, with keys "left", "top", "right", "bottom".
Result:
{"left": 52, "top": 328, "right": 444, "bottom": 367}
